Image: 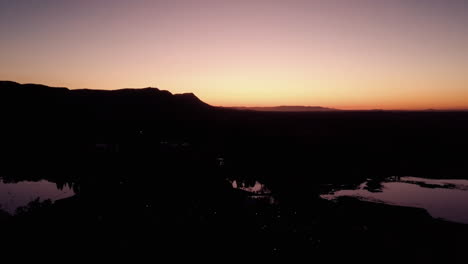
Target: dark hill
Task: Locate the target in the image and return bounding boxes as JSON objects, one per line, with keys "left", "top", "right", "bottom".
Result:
{"left": 0, "top": 81, "right": 212, "bottom": 121}
{"left": 2, "top": 80, "right": 468, "bottom": 183}
{"left": 232, "top": 106, "right": 338, "bottom": 112}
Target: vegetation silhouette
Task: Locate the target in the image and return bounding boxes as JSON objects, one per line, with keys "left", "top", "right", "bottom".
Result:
{"left": 1, "top": 81, "right": 468, "bottom": 262}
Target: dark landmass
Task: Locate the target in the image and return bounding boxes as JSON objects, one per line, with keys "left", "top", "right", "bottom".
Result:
{"left": 231, "top": 105, "right": 339, "bottom": 112}
{"left": 1, "top": 80, "right": 468, "bottom": 262}
{"left": 230, "top": 105, "right": 468, "bottom": 113}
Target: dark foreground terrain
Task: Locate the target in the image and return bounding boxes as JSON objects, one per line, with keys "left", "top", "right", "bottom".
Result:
{"left": 1, "top": 81, "right": 468, "bottom": 262}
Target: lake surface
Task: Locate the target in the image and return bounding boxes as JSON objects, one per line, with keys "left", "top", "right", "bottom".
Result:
{"left": 230, "top": 179, "right": 277, "bottom": 204}
{"left": 0, "top": 179, "right": 75, "bottom": 214}
{"left": 231, "top": 180, "right": 271, "bottom": 194}
{"left": 322, "top": 176, "right": 468, "bottom": 224}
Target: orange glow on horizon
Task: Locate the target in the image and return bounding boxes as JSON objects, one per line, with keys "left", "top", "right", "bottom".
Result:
{"left": 1, "top": 1, "right": 467, "bottom": 110}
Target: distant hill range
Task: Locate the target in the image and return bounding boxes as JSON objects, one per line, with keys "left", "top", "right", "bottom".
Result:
{"left": 0, "top": 81, "right": 341, "bottom": 115}
{"left": 1, "top": 81, "right": 465, "bottom": 115}
{"left": 231, "top": 106, "right": 339, "bottom": 112}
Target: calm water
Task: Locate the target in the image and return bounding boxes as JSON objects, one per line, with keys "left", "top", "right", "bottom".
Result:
{"left": 230, "top": 179, "right": 277, "bottom": 204}
{"left": 231, "top": 180, "right": 271, "bottom": 194}
{"left": 0, "top": 179, "right": 75, "bottom": 214}
{"left": 322, "top": 176, "right": 468, "bottom": 224}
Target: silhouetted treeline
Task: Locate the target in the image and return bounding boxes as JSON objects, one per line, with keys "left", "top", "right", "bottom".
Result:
{"left": 1, "top": 81, "right": 468, "bottom": 262}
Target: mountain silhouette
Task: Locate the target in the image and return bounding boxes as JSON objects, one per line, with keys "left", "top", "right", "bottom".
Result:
{"left": 0, "top": 81, "right": 212, "bottom": 122}
{"left": 231, "top": 106, "right": 338, "bottom": 112}
{"left": 2, "top": 81, "right": 468, "bottom": 262}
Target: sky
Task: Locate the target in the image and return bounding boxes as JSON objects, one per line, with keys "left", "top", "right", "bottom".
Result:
{"left": 1, "top": 0, "right": 467, "bottom": 109}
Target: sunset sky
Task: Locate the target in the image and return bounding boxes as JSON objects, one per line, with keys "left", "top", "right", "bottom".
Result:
{"left": 1, "top": 0, "right": 467, "bottom": 109}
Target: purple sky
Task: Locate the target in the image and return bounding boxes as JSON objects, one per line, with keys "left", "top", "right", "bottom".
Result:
{"left": 1, "top": 0, "right": 467, "bottom": 109}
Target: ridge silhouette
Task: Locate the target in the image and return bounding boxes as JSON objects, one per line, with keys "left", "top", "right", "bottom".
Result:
{"left": 1, "top": 80, "right": 468, "bottom": 262}
{"left": 0, "top": 81, "right": 212, "bottom": 115}
{"left": 232, "top": 106, "right": 338, "bottom": 112}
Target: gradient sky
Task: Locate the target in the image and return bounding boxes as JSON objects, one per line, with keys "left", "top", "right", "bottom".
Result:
{"left": 1, "top": 0, "right": 467, "bottom": 109}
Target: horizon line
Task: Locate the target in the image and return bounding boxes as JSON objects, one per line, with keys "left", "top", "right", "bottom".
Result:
{"left": 2, "top": 80, "right": 468, "bottom": 112}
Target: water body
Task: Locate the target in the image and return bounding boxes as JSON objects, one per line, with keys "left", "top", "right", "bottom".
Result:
{"left": 231, "top": 180, "right": 271, "bottom": 194}
{"left": 322, "top": 176, "right": 468, "bottom": 224}
{"left": 230, "top": 179, "right": 277, "bottom": 204}
{"left": 0, "top": 179, "right": 75, "bottom": 214}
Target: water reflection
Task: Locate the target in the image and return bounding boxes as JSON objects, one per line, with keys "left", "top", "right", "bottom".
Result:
{"left": 0, "top": 178, "right": 75, "bottom": 214}
{"left": 229, "top": 179, "right": 276, "bottom": 204}
{"left": 322, "top": 176, "right": 468, "bottom": 224}
{"left": 231, "top": 180, "right": 271, "bottom": 194}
